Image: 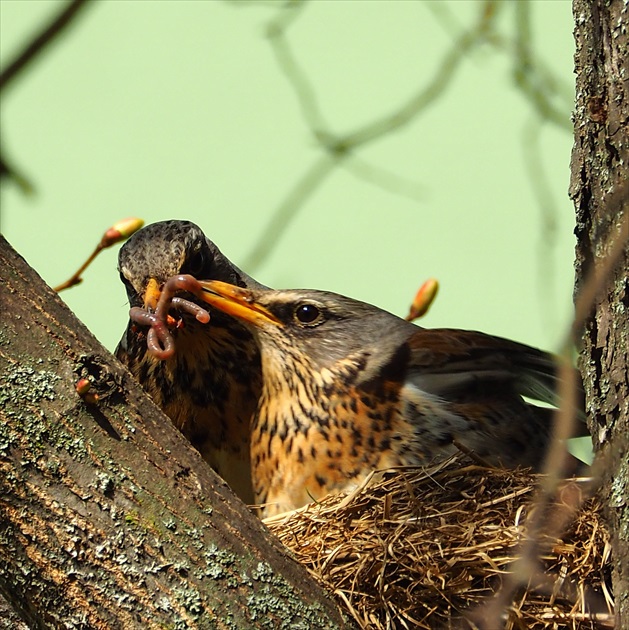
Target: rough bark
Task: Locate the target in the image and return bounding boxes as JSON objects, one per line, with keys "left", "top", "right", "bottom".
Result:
{"left": 570, "top": 1, "right": 629, "bottom": 626}
{"left": 0, "top": 236, "right": 350, "bottom": 629}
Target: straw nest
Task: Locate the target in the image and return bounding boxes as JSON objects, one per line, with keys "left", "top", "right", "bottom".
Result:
{"left": 264, "top": 455, "right": 613, "bottom": 629}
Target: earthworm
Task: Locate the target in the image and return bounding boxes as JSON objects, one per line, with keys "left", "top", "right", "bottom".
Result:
{"left": 129, "top": 274, "right": 210, "bottom": 360}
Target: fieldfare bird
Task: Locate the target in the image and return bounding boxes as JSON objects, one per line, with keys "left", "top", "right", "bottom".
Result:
{"left": 116, "top": 220, "right": 264, "bottom": 503}
{"left": 196, "top": 280, "right": 583, "bottom": 517}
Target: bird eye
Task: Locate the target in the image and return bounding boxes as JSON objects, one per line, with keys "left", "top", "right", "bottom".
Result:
{"left": 184, "top": 249, "right": 206, "bottom": 277}
{"left": 294, "top": 303, "right": 322, "bottom": 325}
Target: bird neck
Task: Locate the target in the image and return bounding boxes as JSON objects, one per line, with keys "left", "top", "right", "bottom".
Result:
{"left": 257, "top": 345, "right": 328, "bottom": 431}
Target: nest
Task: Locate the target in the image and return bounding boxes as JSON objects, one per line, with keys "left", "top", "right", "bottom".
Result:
{"left": 264, "top": 455, "right": 613, "bottom": 629}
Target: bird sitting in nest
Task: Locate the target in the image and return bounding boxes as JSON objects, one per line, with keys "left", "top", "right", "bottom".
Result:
{"left": 116, "top": 220, "right": 264, "bottom": 504}
{"left": 195, "top": 280, "right": 586, "bottom": 517}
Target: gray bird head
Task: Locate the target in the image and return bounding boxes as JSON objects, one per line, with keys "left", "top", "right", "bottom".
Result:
{"left": 196, "top": 281, "right": 416, "bottom": 370}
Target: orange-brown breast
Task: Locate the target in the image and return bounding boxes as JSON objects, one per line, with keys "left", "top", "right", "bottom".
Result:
{"left": 250, "top": 352, "right": 422, "bottom": 516}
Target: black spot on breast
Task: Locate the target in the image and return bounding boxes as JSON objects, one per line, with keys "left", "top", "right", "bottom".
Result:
{"left": 137, "top": 359, "right": 150, "bottom": 384}
{"left": 154, "top": 369, "right": 175, "bottom": 404}
{"left": 191, "top": 384, "right": 215, "bottom": 408}
{"left": 189, "top": 422, "right": 210, "bottom": 446}
{"left": 258, "top": 417, "right": 269, "bottom": 436}
{"left": 277, "top": 423, "right": 288, "bottom": 442}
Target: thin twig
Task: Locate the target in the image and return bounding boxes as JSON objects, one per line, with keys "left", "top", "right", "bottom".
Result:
{"left": 341, "top": 157, "right": 426, "bottom": 206}
{"left": 512, "top": 2, "right": 572, "bottom": 132}
{"left": 0, "top": 0, "right": 91, "bottom": 93}
{"left": 247, "top": 4, "right": 496, "bottom": 270}
{"left": 242, "top": 154, "right": 337, "bottom": 272}
{"left": 481, "top": 193, "right": 628, "bottom": 629}
{"left": 340, "top": 11, "right": 493, "bottom": 151}
{"left": 521, "top": 115, "right": 560, "bottom": 336}
{"left": 53, "top": 244, "right": 102, "bottom": 292}
{"left": 266, "top": 1, "right": 327, "bottom": 134}
{"left": 53, "top": 218, "right": 143, "bottom": 292}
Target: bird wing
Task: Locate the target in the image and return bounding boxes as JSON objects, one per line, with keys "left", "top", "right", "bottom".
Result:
{"left": 405, "top": 328, "right": 564, "bottom": 408}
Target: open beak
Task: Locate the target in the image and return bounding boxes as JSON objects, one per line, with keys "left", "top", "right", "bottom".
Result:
{"left": 143, "top": 278, "right": 162, "bottom": 310}
{"left": 197, "top": 280, "right": 281, "bottom": 327}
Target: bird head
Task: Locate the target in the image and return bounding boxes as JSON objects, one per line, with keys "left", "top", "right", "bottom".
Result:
{"left": 118, "top": 220, "right": 263, "bottom": 313}
{"left": 197, "top": 280, "right": 415, "bottom": 369}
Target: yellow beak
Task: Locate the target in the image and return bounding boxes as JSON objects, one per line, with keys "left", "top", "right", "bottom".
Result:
{"left": 197, "top": 280, "right": 280, "bottom": 327}
{"left": 143, "top": 278, "right": 162, "bottom": 310}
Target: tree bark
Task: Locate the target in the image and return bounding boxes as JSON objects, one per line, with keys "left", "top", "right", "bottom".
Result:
{"left": 570, "top": 1, "right": 629, "bottom": 627}
{"left": 0, "top": 236, "right": 350, "bottom": 629}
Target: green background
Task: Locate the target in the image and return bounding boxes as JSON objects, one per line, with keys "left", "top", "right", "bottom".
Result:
{"left": 1, "top": 0, "right": 575, "bottom": 358}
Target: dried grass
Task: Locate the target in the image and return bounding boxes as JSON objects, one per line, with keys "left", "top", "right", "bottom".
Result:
{"left": 264, "top": 455, "right": 613, "bottom": 629}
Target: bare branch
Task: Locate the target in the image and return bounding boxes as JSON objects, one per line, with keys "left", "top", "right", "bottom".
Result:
{"left": 243, "top": 154, "right": 337, "bottom": 272}
{"left": 339, "top": 10, "right": 494, "bottom": 151}
{"left": 246, "top": 3, "right": 498, "bottom": 269}
{"left": 481, "top": 191, "right": 629, "bottom": 628}
{"left": 0, "top": 0, "right": 91, "bottom": 93}
{"left": 521, "top": 116, "right": 560, "bottom": 332}
{"left": 512, "top": 2, "right": 572, "bottom": 132}
{"left": 341, "top": 157, "right": 426, "bottom": 206}
{"left": 265, "top": 2, "right": 328, "bottom": 133}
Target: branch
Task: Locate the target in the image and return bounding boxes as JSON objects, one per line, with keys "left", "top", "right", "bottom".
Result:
{"left": 0, "top": 0, "right": 91, "bottom": 93}
{"left": 0, "top": 235, "right": 350, "bottom": 628}
{"left": 481, "top": 192, "right": 629, "bottom": 628}
{"left": 242, "top": 154, "right": 337, "bottom": 271}
{"left": 247, "top": 3, "right": 496, "bottom": 270}
{"left": 512, "top": 1, "right": 573, "bottom": 132}
{"left": 521, "top": 115, "right": 560, "bottom": 331}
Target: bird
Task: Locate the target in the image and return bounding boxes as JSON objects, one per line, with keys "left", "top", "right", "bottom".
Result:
{"left": 196, "top": 280, "right": 585, "bottom": 517}
{"left": 116, "top": 220, "right": 265, "bottom": 503}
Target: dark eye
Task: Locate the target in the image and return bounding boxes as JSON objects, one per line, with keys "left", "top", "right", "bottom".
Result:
{"left": 294, "top": 303, "right": 322, "bottom": 325}
{"left": 184, "top": 249, "right": 206, "bottom": 277}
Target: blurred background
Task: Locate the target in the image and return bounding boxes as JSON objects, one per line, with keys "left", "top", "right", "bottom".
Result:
{"left": 1, "top": 1, "right": 575, "bottom": 355}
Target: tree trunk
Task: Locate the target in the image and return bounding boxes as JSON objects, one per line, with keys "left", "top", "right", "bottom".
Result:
{"left": 570, "top": 1, "right": 629, "bottom": 627}
{"left": 0, "top": 236, "right": 350, "bottom": 629}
